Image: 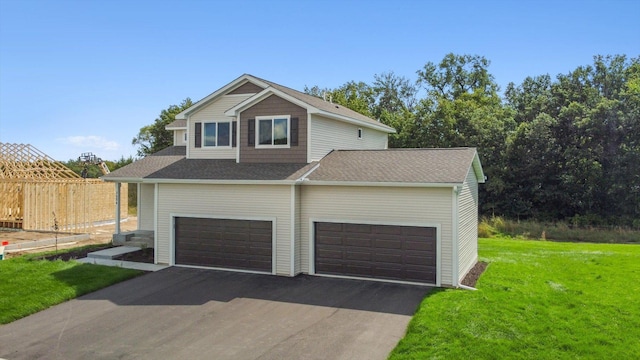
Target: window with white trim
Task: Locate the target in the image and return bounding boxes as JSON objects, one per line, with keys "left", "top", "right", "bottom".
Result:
{"left": 203, "top": 121, "right": 231, "bottom": 147}
{"left": 256, "top": 115, "right": 290, "bottom": 148}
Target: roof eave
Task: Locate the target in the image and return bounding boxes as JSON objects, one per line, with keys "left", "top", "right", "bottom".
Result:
{"left": 311, "top": 109, "right": 396, "bottom": 133}
{"left": 302, "top": 180, "right": 461, "bottom": 188}
{"left": 141, "top": 178, "right": 297, "bottom": 185}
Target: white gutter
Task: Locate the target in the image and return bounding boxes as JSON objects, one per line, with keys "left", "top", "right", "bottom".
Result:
{"left": 302, "top": 180, "right": 461, "bottom": 188}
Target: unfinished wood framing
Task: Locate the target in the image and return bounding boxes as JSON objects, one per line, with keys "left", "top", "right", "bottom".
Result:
{"left": 0, "top": 142, "right": 127, "bottom": 231}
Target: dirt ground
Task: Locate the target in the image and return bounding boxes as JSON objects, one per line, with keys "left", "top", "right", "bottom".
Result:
{"left": 2, "top": 217, "right": 138, "bottom": 258}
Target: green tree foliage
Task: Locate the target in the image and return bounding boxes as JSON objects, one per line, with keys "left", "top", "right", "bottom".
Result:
{"left": 132, "top": 98, "right": 193, "bottom": 157}
{"left": 304, "top": 53, "right": 639, "bottom": 226}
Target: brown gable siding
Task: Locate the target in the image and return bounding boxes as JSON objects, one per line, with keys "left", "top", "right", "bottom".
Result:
{"left": 227, "top": 81, "right": 265, "bottom": 95}
{"left": 240, "top": 94, "right": 308, "bottom": 163}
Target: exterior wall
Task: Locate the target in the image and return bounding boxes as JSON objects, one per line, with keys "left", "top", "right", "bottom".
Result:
{"left": 228, "top": 81, "right": 264, "bottom": 95}
{"left": 138, "top": 183, "right": 155, "bottom": 231}
{"left": 299, "top": 185, "right": 454, "bottom": 286}
{"left": 173, "top": 129, "right": 187, "bottom": 146}
{"left": 188, "top": 94, "right": 252, "bottom": 159}
{"left": 457, "top": 169, "right": 479, "bottom": 282}
{"left": 309, "top": 114, "right": 389, "bottom": 161}
{"left": 239, "top": 95, "right": 308, "bottom": 163}
{"left": 155, "top": 183, "right": 293, "bottom": 275}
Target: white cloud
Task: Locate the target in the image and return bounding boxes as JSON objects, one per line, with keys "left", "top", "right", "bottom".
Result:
{"left": 57, "top": 135, "right": 120, "bottom": 151}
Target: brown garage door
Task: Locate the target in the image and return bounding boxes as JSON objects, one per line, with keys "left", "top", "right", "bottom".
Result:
{"left": 175, "top": 217, "right": 272, "bottom": 272}
{"left": 315, "top": 222, "right": 436, "bottom": 283}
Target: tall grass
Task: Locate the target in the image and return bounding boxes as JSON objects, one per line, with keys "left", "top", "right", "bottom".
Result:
{"left": 479, "top": 216, "right": 640, "bottom": 244}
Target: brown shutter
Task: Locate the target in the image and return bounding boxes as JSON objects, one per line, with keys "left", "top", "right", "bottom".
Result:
{"left": 290, "top": 117, "right": 299, "bottom": 146}
{"left": 232, "top": 121, "right": 237, "bottom": 147}
{"left": 195, "top": 122, "right": 202, "bottom": 148}
{"left": 248, "top": 119, "right": 255, "bottom": 146}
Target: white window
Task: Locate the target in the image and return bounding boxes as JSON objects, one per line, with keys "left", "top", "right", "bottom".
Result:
{"left": 357, "top": 128, "right": 363, "bottom": 139}
{"left": 256, "top": 115, "right": 290, "bottom": 148}
{"left": 203, "top": 121, "right": 231, "bottom": 147}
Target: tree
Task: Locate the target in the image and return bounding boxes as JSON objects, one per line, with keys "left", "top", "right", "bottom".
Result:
{"left": 132, "top": 98, "right": 193, "bottom": 157}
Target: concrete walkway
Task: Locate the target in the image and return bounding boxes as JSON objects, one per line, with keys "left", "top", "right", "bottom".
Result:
{"left": 0, "top": 267, "right": 431, "bottom": 360}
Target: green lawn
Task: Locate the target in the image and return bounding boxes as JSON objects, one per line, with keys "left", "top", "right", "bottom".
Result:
{"left": 390, "top": 238, "right": 640, "bottom": 359}
{"left": 0, "top": 257, "right": 142, "bottom": 324}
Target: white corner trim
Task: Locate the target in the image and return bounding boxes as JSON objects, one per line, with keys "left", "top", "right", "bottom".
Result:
{"left": 451, "top": 186, "right": 460, "bottom": 287}
{"left": 153, "top": 183, "right": 159, "bottom": 265}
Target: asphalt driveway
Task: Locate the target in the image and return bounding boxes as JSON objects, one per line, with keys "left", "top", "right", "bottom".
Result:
{"left": 0, "top": 267, "right": 431, "bottom": 360}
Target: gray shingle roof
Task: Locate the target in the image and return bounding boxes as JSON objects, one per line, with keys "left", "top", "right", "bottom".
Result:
{"left": 147, "top": 160, "right": 316, "bottom": 181}
{"left": 166, "top": 119, "right": 186, "bottom": 129}
{"left": 306, "top": 148, "right": 479, "bottom": 184}
{"left": 251, "top": 75, "right": 395, "bottom": 132}
{"left": 103, "top": 146, "right": 316, "bottom": 182}
{"left": 103, "top": 146, "right": 186, "bottom": 180}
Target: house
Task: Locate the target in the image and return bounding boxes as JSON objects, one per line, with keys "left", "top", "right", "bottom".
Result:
{"left": 103, "top": 74, "right": 485, "bottom": 287}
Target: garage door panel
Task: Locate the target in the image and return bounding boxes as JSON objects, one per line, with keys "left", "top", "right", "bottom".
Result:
{"left": 374, "top": 226, "right": 403, "bottom": 235}
{"left": 316, "top": 248, "right": 343, "bottom": 259}
{"left": 373, "top": 252, "right": 403, "bottom": 264}
{"left": 344, "top": 237, "right": 372, "bottom": 248}
{"left": 345, "top": 251, "right": 372, "bottom": 261}
{"left": 315, "top": 222, "right": 436, "bottom": 283}
{"left": 373, "top": 239, "right": 402, "bottom": 249}
{"left": 344, "top": 223, "right": 372, "bottom": 234}
{"left": 175, "top": 217, "right": 272, "bottom": 272}
{"left": 404, "top": 239, "right": 436, "bottom": 251}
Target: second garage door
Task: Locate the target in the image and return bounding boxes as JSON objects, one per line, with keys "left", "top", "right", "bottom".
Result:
{"left": 175, "top": 217, "right": 272, "bottom": 272}
{"left": 315, "top": 222, "right": 436, "bottom": 283}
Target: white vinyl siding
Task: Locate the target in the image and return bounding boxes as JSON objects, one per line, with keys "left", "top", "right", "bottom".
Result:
{"left": 156, "top": 184, "right": 292, "bottom": 275}
{"left": 189, "top": 94, "right": 252, "bottom": 159}
{"left": 138, "top": 183, "right": 155, "bottom": 231}
{"left": 173, "top": 130, "right": 187, "bottom": 146}
{"left": 300, "top": 185, "right": 454, "bottom": 286}
{"left": 309, "top": 114, "right": 389, "bottom": 161}
{"left": 457, "top": 168, "right": 479, "bottom": 282}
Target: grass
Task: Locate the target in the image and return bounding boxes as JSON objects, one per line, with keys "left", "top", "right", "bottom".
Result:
{"left": 479, "top": 216, "right": 640, "bottom": 243}
{"left": 390, "top": 237, "right": 640, "bottom": 359}
{"left": 0, "top": 253, "right": 142, "bottom": 324}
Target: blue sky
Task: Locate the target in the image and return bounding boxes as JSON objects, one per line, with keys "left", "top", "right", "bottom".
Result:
{"left": 0, "top": 0, "right": 638, "bottom": 161}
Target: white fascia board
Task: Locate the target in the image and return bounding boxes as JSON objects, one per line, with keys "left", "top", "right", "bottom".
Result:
{"left": 225, "top": 87, "right": 314, "bottom": 116}
{"left": 101, "top": 177, "right": 145, "bottom": 183}
{"left": 301, "top": 180, "right": 460, "bottom": 188}
{"left": 472, "top": 151, "right": 486, "bottom": 183}
{"left": 165, "top": 126, "right": 187, "bottom": 130}
{"left": 141, "top": 179, "right": 297, "bottom": 186}
{"left": 176, "top": 74, "right": 264, "bottom": 119}
{"left": 311, "top": 109, "right": 396, "bottom": 133}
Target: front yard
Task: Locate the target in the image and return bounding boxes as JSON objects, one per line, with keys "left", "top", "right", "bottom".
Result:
{"left": 390, "top": 238, "right": 640, "bottom": 359}
{"left": 0, "top": 253, "right": 142, "bottom": 324}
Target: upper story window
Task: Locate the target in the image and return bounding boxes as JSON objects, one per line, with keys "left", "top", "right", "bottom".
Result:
{"left": 256, "top": 115, "right": 290, "bottom": 148}
{"left": 203, "top": 121, "right": 231, "bottom": 147}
